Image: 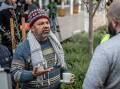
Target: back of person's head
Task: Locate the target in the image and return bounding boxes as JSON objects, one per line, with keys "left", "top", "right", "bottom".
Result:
{"left": 107, "top": 1, "right": 120, "bottom": 23}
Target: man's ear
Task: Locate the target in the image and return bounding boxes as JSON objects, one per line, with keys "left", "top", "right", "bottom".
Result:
{"left": 111, "top": 19, "right": 118, "bottom": 28}
{"left": 31, "top": 26, "right": 34, "bottom": 32}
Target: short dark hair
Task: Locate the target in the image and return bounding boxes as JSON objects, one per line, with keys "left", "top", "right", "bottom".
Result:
{"left": 107, "top": 1, "right": 120, "bottom": 23}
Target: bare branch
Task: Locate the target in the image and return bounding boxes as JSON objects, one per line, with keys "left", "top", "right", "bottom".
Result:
{"left": 81, "top": 0, "right": 89, "bottom": 12}
{"left": 92, "top": 0, "right": 102, "bottom": 17}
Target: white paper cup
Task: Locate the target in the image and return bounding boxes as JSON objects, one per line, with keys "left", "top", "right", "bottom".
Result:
{"left": 62, "top": 72, "right": 74, "bottom": 83}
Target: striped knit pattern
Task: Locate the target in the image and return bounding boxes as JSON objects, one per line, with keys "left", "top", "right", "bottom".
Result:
{"left": 22, "top": 46, "right": 61, "bottom": 89}
{"left": 28, "top": 8, "right": 49, "bottom": 27}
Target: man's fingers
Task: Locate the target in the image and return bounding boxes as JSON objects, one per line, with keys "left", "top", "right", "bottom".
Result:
{"left": 70, "top": 74, "right": 75, "bottom": 83}
{"left": 70, "top": 78, "right": 75, "bottom": 83}
{"left": 71, "top": 74, "right": 75, "bottom": 77}
{"left": 33, "top": 67, "right": 38, "bottom": 73}
{"left": 41, "top": 67, "right": 53, "bottom": 73}
{"left": 33, "top": 67, "right": 54, "bottom": 76}
{"left": 47, "top": 67, "right": 53, "bottom": 71}
{"left": 37, "top": 67, "right": 53, "bottom": 75}
{"left": 32, "top": 67, "right": 38, "bottom": 76}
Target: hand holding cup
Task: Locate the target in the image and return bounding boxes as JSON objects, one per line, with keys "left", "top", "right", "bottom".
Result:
{"left": 61, "top": 72, "right": 75, "bottom": 84}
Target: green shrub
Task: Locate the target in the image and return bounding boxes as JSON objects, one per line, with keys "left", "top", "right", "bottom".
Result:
{"left": 61, "top": 26, "right": 107, "bottom": 89}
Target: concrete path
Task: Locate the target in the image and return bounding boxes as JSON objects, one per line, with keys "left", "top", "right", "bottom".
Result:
{"left": 56, "top": 9, "right": 106, "bottom": 42}
{"left": 56, "top": 11, "right": 84, "bottom": 41}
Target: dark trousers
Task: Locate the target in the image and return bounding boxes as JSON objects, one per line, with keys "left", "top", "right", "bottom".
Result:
{"left": 1, "top": 33, "right": 13, "bottom": 55}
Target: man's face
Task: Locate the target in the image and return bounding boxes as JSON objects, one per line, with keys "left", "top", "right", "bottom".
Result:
{"left": 108, "top": 22, "right": 117, "bottom": 36}
{"left": 31, "top": 18, "right": 50, "bottom": 41}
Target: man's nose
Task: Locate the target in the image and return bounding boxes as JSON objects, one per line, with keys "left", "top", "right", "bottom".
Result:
{"left": 44, "top": 23, "right": 50, "bottom": 28}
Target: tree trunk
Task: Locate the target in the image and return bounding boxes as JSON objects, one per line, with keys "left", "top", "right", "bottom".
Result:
{"left": 88, "top": 0, "right": 94, "bottom": 56}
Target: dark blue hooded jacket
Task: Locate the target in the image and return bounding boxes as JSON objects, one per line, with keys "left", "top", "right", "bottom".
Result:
{"left": 0, "top": 44, "right": 12, "bottom": 68}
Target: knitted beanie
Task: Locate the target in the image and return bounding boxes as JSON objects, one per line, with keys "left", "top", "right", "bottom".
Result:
{"left": 28, "top": 8, "right": 49, "bottom": 27}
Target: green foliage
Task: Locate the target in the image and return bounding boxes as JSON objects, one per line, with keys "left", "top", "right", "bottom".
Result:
{"left": 94, "top": 25, "right": 107, "bottom": 49}
{"left": 61, "top": 26, "right": 107, "bottom": 89}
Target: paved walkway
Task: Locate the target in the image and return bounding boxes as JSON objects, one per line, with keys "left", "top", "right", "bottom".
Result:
{"left": 93, "top": 10, "right": 106, "bottom": 30}
{"left": 56, "top": 11, "right": 84, "bottom": 41}
{"left": 56, "top": 10, "right": 106, "bottom": 41}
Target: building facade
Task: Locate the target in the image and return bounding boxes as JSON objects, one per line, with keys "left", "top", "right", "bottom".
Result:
{"left": 38, "top": 0, "right": 81, "bottom": 16}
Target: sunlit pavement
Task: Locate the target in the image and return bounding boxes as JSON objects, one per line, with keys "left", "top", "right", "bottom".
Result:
{"left": 57, "top": 11, "right": 84, "bottom": 41}
{"left": 57, "top": 9, "right": 106, "bottom": 42}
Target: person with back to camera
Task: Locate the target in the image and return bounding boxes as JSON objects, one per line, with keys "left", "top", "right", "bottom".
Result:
{"left": 83, "top": 1, "right": 120, "bottom": 89}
